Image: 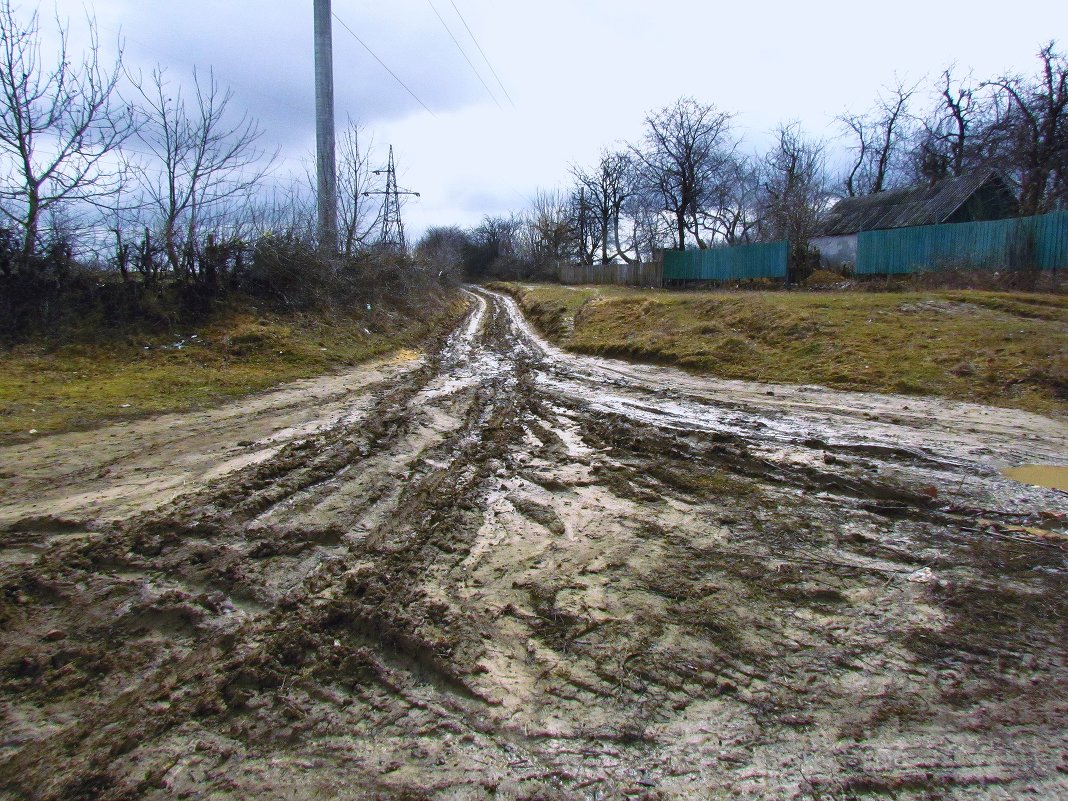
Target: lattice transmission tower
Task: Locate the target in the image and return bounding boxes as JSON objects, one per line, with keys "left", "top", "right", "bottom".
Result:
{"left": 363, "top": 146, "right": 420, "bottom": 251}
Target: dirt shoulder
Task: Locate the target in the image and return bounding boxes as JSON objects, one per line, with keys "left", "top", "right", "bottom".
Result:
{"left": 490, "top": 282, "right": 1068, "bottom": 419}
{"left": 0, "top": 351, "right": 426, "bottom": 529}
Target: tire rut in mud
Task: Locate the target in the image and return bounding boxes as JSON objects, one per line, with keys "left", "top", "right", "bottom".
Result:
{"left": 2, "top": 288, "right": 1067, "bottom": 800}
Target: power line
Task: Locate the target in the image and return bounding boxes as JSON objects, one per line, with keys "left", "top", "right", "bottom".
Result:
{"left": 424, "top": 0, "right": 501, "bottom": 110}
{"left": 446, "top": 0, "right": 515, "bottom": 108}
{"left": 331, "top": 11, "right": 437, "bottom": 119}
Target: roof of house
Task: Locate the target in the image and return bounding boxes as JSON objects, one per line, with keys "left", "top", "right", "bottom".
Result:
{"left": 817, "top": 170, "right": 1016, "bottom": 237}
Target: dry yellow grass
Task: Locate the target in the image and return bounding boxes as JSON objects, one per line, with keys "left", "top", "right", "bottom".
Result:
{"left": 492, "top": 282, "right": 1068, "bottom": 418}
{"left": 0, "top": 300, "right": 466, "bottom": 441}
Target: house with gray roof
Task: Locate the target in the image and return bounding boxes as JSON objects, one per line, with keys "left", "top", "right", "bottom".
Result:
{"left": 813, "top": 170, "right": 1019, "bottom": 269}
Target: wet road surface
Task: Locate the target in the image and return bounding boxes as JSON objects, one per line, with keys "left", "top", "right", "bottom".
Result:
{"left": 2, "top": 288, "right": 1067, "bottom": 800}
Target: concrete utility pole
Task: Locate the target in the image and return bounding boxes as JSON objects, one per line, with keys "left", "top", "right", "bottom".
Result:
{"left": 314, "top": 0, "right": 338, "bottom": 255}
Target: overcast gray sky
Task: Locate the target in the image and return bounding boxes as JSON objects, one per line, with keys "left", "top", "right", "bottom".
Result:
{"left": 67, "top": 0, "right": 1067, "bottom": 237}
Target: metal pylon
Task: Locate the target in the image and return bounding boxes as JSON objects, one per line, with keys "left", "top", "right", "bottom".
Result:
{"left": 364, "top": 146, "right": 420, "bottom": 252}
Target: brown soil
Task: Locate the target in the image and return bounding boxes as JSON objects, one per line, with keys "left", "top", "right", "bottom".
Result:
{"left": 1, "top": 288, "right": 1067, "bottom": 800}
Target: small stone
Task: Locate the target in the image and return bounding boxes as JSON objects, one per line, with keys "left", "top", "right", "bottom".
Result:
{"left": 43, "top": 629, "right": 66, "bottom": 642}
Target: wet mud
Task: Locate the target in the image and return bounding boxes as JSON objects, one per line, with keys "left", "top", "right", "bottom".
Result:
{"left": 1, "top": 288, "right": 1067, "bottom": 800}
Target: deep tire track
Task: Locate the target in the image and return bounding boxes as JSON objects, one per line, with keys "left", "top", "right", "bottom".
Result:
{"left": 1, "top": 288, "right": 1066, "bottom": 800}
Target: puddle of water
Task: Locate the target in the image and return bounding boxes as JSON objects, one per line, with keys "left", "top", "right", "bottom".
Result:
{"left": 1001, "top": 464, "right": 1068, "bottom": 493}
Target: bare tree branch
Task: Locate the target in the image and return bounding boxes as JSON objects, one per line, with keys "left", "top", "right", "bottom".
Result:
{"left": 0, "top": 0, "right": 132, "bottom": 261}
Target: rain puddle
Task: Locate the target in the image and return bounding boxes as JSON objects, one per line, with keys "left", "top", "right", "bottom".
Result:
{"left": 1001, "top": 464, "right": 1068, "bottom": 493}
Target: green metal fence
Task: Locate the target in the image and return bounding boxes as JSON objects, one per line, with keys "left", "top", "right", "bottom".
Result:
{"left": 856, "top": 210, "right": 1068, "bottom": 275}
{"left": 663, "top": 240, "right": 788, "bottom": 282}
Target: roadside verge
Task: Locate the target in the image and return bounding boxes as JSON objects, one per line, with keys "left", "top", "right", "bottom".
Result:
{"left": 489, "top": 281, "right": 1068, "bottom": 419}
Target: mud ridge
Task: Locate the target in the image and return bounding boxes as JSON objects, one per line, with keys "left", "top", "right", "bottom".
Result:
{"left": 1, "top": 288, "right": 1067, "bottom": 799}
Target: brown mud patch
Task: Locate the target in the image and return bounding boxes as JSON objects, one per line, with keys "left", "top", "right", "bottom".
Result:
{"left": 1, "top": 288, "right": 1067, "bottom": 799}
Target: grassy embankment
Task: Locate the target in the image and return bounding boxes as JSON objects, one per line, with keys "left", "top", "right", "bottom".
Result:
{"left": 0, "top": 298, "right": 467, "bottom": 441}
{"left": 490, "top": 282, "right": 1068, "bottom": 418}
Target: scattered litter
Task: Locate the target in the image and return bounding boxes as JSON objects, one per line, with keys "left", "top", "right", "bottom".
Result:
{"left": 120, "top": 403, "right": 131, "bottom": 408}
{"left": 907, "top": 567, "right": 938, "bottom": 584}
{"left": 28, "top": 429, "right": 38, "bottom": 434}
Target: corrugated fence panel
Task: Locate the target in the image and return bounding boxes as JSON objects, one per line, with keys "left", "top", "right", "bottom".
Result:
{"left": 662, "top": 241, "right": 788, "bottom": 282}
{"left": 856, "top": 210, "right": 1068, "bottom": 275}
{"left": 1033, "top": 210, "right": 1068, "bottom": 269}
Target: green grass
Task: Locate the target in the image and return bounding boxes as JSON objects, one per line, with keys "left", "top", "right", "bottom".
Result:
{"left": 0, "top": 300, "right": 465, "bottom": 441}
{"left": 491, "top": 282, "right": 1068, "bottom": 418}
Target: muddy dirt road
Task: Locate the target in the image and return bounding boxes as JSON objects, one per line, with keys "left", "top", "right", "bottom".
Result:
{"left": 2, "top": 288, "right": 1067, "bottom": 800}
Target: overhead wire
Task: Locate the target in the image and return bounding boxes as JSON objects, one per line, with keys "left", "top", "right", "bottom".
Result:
{"left": 424, "top": 0, "right": 501, "bottom": 110}
{"left": 446, "top": 0, "right": 515, "bottom": 108}
{"left": 331, "top": 11, "right": 438, "bottom": 118}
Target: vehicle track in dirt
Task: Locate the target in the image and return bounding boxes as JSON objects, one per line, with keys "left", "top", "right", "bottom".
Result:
{"left": 1, "top": 288, "right": 1067, "bottom": 800}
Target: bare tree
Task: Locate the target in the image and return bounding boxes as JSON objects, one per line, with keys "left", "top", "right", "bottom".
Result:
{"left": 571, "top": 149, "right": 637, "bottom": 263}
{"left": 415, "top": 224, "right": 467, "bottom": 283}
{"left": 911, "top": 68, "right": 980, "bottom": 183}
{"left": 983, "top": 42, "right": 1068, "bottom": 214}
{"left": 702, "top": 153, "right": 762, "bottom": 245}
{"left": 0, "top": 0, "right": 132, "bottom": 261}
{"left": 463, "top": 214, "right": 523, "bottom": 280}
{"left": 567, "top": 187, "right": 601, "bottom": 266}
{"left": 620, "top": 184, "right": 669, "bottom": 263}
{"left": 760, "top": 123, "right": 831, "bottom": 246}
{"left": 839, "top": 79, "right": 917, "bottom": 196}
{"left": 632, "top": 97, "right": 735, "bottom": 249}
{"left": 760, "top": 124, "right": 832, "bottom": 282}
{"left": 522, "top": 188, "right": 572, "bottom": 273}
{"left": 335, "top": 122, "right": 380, "bottom": 257}
{"left": 130, "top": 66, "right": 273, "bottom": 282}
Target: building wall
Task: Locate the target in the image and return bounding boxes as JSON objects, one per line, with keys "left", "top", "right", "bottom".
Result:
{"left": 812, "top": 234, "right": 857, "bottom": 270}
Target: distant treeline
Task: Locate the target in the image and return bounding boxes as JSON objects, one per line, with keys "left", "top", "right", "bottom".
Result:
{"left": 447, "top": 42, "right": 1066, "bottom": 283}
